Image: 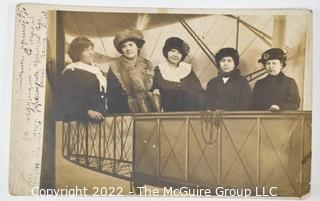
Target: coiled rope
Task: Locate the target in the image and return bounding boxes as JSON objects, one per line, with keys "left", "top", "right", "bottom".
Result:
{"left": 200, "top": 110, "right": 224, "bottom": 145}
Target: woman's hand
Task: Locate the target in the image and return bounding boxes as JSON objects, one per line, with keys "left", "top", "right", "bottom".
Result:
{"left": 152, "top": 89, "right": 160, "bottom": 95}
{"left": 87, "top": 110, "right": 104, "bottom": 121}
{"left": 269, "top": 104, "right": 280, "bottom": 111}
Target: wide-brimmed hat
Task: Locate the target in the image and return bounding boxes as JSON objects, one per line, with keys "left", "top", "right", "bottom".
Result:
{"left": 162, "top": 37, "right": 190, "bottom": 61}
{"left": 215, "top": 47, "right": 240, "bottom": 68}
{"left": 113, "top": 29, "right": 145, "bottom": 53}
{"left": 258, "top": 48, "right": 287, "bottom": 66}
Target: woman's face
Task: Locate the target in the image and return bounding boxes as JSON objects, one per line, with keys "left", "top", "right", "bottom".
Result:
{"left": 265, "top": 59, "right": 283, "bottom": 76}
{"left": 167, "top": 49, "right": 182, "bottom": 66}
{"left": 219, "top": 56, "right": 235, "bottom": 72}
{"left": 79, "top": 45, "right": 94, "bottom": 64}
{"left": 121, "top": 41, "right": 138, "bottom": 59}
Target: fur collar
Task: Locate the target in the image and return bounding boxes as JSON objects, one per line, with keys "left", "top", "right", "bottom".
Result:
{"left": 109, "top": 56, "right": 154, "bottom": 95}
{"left": 158, "top": 61, "right": 192, "bottom": 82}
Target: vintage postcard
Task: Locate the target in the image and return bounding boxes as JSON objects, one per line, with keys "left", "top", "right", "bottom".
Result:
{"left": 9, "top": 3, "right": 312, "bottom": 199}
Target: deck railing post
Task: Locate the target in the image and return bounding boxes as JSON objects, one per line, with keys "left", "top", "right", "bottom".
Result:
{"left": 103, "top": 120, "right": 106, "bottom": 162}
{"left": 257, "top": 117, "right": 261, "bottom": 189}
{"left": 299, "top": 115, "right": 305, "bottom": 196}
{"left": 185, "top": 117, "right": 189, "bottom": 182}
{"left": 132, "top": 116, "right": 136, "bottom": 176}
{"left": 218, "top": 118, "right": 222, "bottom": 186}
{"left": 118, "top": 116, "right": 124, "bottom": 171}
{"left": 85, "top": 121, "right": 89, "bottom": 166}
{"left": 113, "top": 117, "right": 117, "bottom": 174}
{"left": 62, "top": 122, "right": 65, "bottom": 156}
{"left": 67, "top": 122, "right": 71, "bottom": 158}
{"left": 156, "top": 118, "right": 160, "bottom": 177}
{"left": 98, "top": 120, "right": 102, "bottom": 170}
{"left": 66, "top": 122, "right": 70, "bottom": 157}
{"left": 76, "top": 122, "right": 80, "bottom": 163}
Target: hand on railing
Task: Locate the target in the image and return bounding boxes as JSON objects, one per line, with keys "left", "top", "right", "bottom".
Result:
{"left": 152, "top": 89, "right": 162, "bottom": 112}
{"left": 87, "top": 110, "right": 104, "bottom": 121}
{"left": 152, "top": 89, "right": 160, "bottom": 95}
{"left": 269, "top": 104, "right": 280, "bottom": 112}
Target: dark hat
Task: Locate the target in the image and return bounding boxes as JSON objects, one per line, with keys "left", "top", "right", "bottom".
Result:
{"left": 258, "top": 48, "right": 287, "bottom": 65}
{"left": 162, "top": 37, "right": 190, "bottom": 61}
{"left": 113, "top": 29, "right": 145, "bottom": 53}
{"left": 215, "top": 47, "right": 240, "bottom": 68}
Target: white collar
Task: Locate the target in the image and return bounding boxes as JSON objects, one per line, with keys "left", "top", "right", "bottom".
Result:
{"left": 63, "top": 61, "right": 101, "bottom": 74}
{"left": 63, "top": 61, "right": 107, "bottom": 93}
{"left": 158, "top": 61, "right": 192, "bottom": 82}
{"left": 222, "top": 77, "right": 230, "bottom": 84}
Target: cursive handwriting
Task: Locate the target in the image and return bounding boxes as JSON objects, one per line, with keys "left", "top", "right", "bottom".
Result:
{"left": 12, "top": 5, "right": 49, "bottom": 194}
{"left": 16, "top": 6, "right": 47, "bottom": 122}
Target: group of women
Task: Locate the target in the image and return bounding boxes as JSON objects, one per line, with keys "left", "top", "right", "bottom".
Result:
{"left": 61, "top": 28, "right": 301, "bottom": 121}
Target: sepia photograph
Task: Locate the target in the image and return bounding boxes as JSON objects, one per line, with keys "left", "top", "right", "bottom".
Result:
{"left": 8, "top": 4, "right": 313, "bottom": 199}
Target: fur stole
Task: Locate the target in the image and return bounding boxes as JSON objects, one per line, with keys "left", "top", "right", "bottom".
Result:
{"left": 109, "top": 56, "right": 159, "bottom": 112}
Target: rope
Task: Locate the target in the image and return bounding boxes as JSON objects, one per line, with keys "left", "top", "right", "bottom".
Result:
{"left": 200, "top": 110, "right": 224, "bottom": 145}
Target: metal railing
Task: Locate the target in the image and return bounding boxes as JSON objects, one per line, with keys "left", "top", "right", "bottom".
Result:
{"left": 61, "top": 111, "right": 311, "bottom": 197}
{"left": 62, "top": 116, "right": 133, "bottom": 180}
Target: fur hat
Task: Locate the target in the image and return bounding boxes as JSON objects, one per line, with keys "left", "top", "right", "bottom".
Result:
{"left": 258, "top": 48, "right": 287, "bottom": 67}
{"left": 162, "top": 37, "right": 190, "bottom": 61}
{"left": 215, "top": 47, "right": 240, "bottom": 68}
{"left": 113, "top": 29, "right": 145, "bottom": 53}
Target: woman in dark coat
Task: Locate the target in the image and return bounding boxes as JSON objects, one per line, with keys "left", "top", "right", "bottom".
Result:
{"left": 152, "top": 37, "right": 205, "bottom": 111}
{"left": 107, "top": 29, "right": 158, "bottom": 113}
{"left": 205, "top": 47, "right": 251, "bottom": 111}
{"left": 252, "top": 48, "right": 300, "bottom": 111}
{"left": 61, "top": 37, "right": 107, "bottom": 121}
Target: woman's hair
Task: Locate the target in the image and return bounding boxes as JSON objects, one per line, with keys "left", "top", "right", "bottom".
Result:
{"left": 162, "top": 37, "right": 190, "bottom": 61}
{"left": 68, "top": 37, "right": 94, "bottom": 62}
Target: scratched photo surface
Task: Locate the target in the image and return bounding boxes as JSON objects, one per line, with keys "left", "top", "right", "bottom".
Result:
{"left": 9, "top": 4, "right": 312, "bottom": 198}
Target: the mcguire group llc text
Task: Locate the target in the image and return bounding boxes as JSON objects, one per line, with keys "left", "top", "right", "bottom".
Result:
{"left": 136, "top": 186, "right": 278, "bottom": 197}
{"left": 31, "top": 186, "right": 278, "bottom": 197}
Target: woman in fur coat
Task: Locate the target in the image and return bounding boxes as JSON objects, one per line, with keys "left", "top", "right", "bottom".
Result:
{"left": 152, "top": 37, "right": 205, "bottom": 111}
{"left": 107, "top": 29, "right": 159, "bottom": 113}
{"left": 205, "top": 47, "right": 251, "bottom": 111}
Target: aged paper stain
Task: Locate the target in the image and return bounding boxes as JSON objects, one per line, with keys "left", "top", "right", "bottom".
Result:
{"left": 9, "top": 4, "right": 47, "bottom": 195}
